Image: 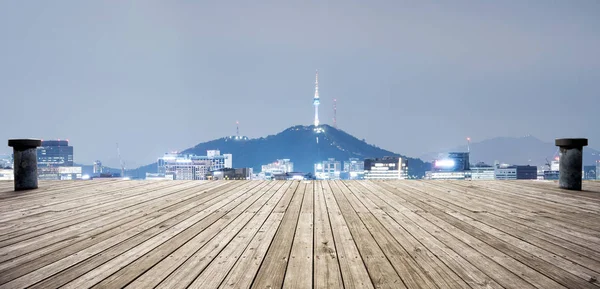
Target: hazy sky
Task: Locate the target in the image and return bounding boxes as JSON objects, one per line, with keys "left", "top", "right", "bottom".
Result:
{"left": 1, "top": 1, "right": 599, "bottom": 168}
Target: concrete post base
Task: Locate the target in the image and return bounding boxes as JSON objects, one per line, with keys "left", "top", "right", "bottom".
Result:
{"left": 555, "top": 138, "right": 588, "bottom": 191}
{"left": 8, "top": 139, "right": 42, "bottom": 191}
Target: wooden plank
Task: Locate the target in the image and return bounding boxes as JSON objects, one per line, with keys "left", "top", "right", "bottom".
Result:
{"left": 374, "top": 181, "right": 550, "bottom": 288}
{"left": 0, "top": 181, "right": 236, "bottom": 283}
{"left": 120, "top": 181, "right": 280, "bottom": 289}
{"left": 282, "top": 181, "right": 314, "bottom": 289}
{"left": 0, "top": 180, "right": 201, "bottom": 246}
{"left": 250, "top": 182, "right": 306, "bottom": 289}
{"left": 140, "top": 181, "right": 281, "bottom": 289}
{"left": 399, "top": 181, "right": 600, "bottom": 273}
{"left": 379, "top": 181, "right": 572, "bottom": 289}
{"left": 330, "top": 181, "right": 406, "bottom": 289}
{"left": 218, "top": 181, "right": 299, "bottom": 289}
{"left": 0, "top": 180, "right": 204, "bottom": 261}
{"left": 321, "top": 181, "right": 374, "bottom": 289}
{"left": 0, "top": 181, "right": 261, "bottom": 289}
{"left": 0, "top": 181, "right": 168, "bottom": 231}
{"left": 312, "top": 181, "right": 343, "bottom": 289}
{"left": 56, "top": 181, "right": 269, "bottom": 289}
{"left": 348, "top": 181, "right": 464, "bottom": 289}
{"left": 445, "top": 181, "right": 600, "bottom": 234}
{"left": 388, "top": 181, "right": 600, "bottom": 286}
{"left": 352, "top": 181, "right": 470, "bottom": 289}
{"left": 187, "top": 182, "right": 292, "bottom": 289}
{"left": 355, "top": 182, "right": 503, "bottom": 289}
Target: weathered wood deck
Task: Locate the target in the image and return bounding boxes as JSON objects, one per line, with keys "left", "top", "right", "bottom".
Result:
{"left": 0, "top": 179, "right": 599, "bottom": 288}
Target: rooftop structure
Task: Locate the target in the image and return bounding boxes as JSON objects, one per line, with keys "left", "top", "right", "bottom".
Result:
{"left": 0, "top": 180, "right": 598, "bottom": 288}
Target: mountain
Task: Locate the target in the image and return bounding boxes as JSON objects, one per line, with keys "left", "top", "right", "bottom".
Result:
{"left": 128, "top": 124, "right": 430, "bottom": 178}
{"left": 420, "top": 135, "right": 600, "bottom": 166}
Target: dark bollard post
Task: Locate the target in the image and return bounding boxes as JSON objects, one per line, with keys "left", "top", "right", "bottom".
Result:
{"left": 8, "top": 139, "right": 42, "bottom": 191}
{"left": 555, "top": 138, "right": 588, "bottom": 191}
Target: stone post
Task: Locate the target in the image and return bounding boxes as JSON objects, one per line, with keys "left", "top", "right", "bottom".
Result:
{"left": 555, "top": 138, "right": 588, "bottom": 191}
{"left": 8, "top": 139, "right": 42, "bottom": 191}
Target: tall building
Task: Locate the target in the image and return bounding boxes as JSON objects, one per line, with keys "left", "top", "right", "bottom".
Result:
{"left": 343, "top": 158, "right": 365, "bottom": 179}
{"left": 157, "top": 151, "right": 232, "bottom": 180}
{"left": 313, "top": 70, "right": 320, "bottom": 126}
{"left": 597, "top": 160, "right": 600, "bottom": 180}
{"left": 37, "top": 140, "right": 81, "bottom": 180}
{"left": 314, "top": 158, "right": 341, "bottom": 180}
{"left": 364, "top": 157, "right": 408, "bottom": 180}
{"left": 37, "top": 140, "right": 73, "bottom": 167}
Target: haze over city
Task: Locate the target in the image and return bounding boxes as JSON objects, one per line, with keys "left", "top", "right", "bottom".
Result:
{"left": 1, "top": 1, "right": 598, "bottom": 168}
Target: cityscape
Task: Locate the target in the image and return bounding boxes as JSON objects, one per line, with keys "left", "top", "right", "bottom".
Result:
{"left": 1, "top": 70, "right": 599, "bottom": 182}
{"left": 1, "top": 2, "right": 599, "bottom": 289}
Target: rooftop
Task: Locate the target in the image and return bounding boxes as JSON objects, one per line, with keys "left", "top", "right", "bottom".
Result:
{"left": 0, "top": 180, "right": 599, "bottom": 288}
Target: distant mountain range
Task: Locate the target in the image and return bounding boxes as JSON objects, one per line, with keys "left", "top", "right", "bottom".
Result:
{"left": 420, "top": 135, "right": 600, "bottom": 167}
{"left": 127, "top": 124, "right": 431, "bottom": 179}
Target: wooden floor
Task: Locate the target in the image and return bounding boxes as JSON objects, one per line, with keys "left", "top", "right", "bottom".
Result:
{"left": 0, "top": 180, "right": 599, "bottom": 289}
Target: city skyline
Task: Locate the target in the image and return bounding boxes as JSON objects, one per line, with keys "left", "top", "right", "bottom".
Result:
{"left": 1, "top": 1, "right": 599, "bottom": 168}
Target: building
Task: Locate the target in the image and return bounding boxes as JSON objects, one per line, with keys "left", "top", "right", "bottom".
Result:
{"left": 145, "top": 173, "right": 174, "bottom": 180}
{"left": 36, "top": 140, "right": 81, "bottom": 180}
{"left": 343, "top": 158, "right": 365, "bottom": 180}
{"left": 157, "top": 150, "right": 233, "bottom": 180}
{"left": 0, "top": 155, "right": 11, "bottom": 169}
{"left": 207, "top": 168, "right": 253, "bottom": 180}
{"left": 583, "top": 165, "right": 596, "bottom": 180}
{"left": 597, "top": 160, "right": 600, "bottom": 180}
{"left": 37, "top": 166, "right": 83, "bottom": 180}
{"left": 515, "top": 165, "right": 538, "bottom": 179}
{"left": 427, "top": 152, "right": 470, "bottom": 180}
{"left": 93, "top": 160, "right": 103, "bottom": 174}
{"left": 314, "top": 158, "right": 342, "bottom": 180}
{"left": 364, "top": 157, "right": 408, "bottom": 180}
{"left": 0, "top": 169, "right": 13, "bottom": 180}
{"left": 273, "top": 172, "right": 312, "bottom": 180}
{"left": 432, "top": 152, "right": 470, "bottom": 172}
{"left": 494, "top": 165, "right": 516, "bottom": 180}
{"left": 470, "top": 163, "right": 495, "bottom": 180}
{"left": 494, "top": 164, "right": 538, "bottom": 180}
{"left": 260, "top": 159, "right": 294, "bottom": 180}
{"left": 37, "top": 140, "right": 73, "bottom": 167}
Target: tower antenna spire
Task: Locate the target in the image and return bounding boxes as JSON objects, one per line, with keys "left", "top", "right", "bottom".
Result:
{"left": 236, "top": 121, "right": 240, "bottom": 138}
{"left": 333, "top": 98, "right": 337, "bottom": 128}
{"left": 313, "top": 70, "right": 320, "bottom": 126}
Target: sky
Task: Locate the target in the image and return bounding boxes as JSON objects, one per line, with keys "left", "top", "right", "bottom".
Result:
{"left": 1, "top": 0, "right": 599, "bottom": 168}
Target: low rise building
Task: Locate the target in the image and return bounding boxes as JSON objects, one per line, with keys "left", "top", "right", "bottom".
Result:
{"left": 494, "top": 164, "right": 537, "bottom": 180}
{"left": 470, "top": 163, "right": 495, "bottom": 180}
{"left": 0, "top": 169, "right": 13, "bottom": 181}
{"left": 344, "top": 158, "right": 365, "bottom": 180}
{"left": 315, "top": 158, "right": 342, "bottom": 180}
{"left": 38, "top": 166, "right": 83, "bottom": 180}
{"left": 260, "top": 159, "right": 294, "bottom": 180}
{"left": 157, "top": 150, "right": 233, "bottom": 180}
{"left": 364, "top": 157, "right": 408, "bottom": 180}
